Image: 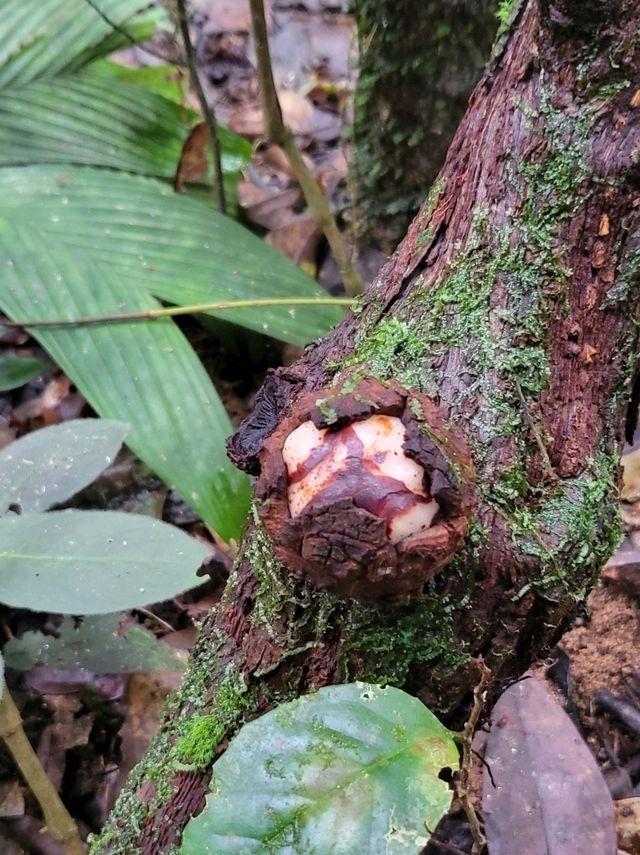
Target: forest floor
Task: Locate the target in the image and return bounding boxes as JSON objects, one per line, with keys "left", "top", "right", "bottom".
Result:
{"left": 1, "top": 2, "right": 639, "bottom": 853}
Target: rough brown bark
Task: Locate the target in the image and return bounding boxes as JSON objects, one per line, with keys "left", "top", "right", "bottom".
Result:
{"left": 95, "top": 1, "right": 640, "bottom": 852}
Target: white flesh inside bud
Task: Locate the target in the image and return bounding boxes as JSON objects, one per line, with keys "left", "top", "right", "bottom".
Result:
{"left": 388, "top": 499, "right": 439, "bottom": 544}
{"left": 282, "top": 415, "right": 439, "bottom": 544}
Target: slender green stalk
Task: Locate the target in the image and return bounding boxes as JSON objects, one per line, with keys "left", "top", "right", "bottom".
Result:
{"left": 175, "top": 0, "right": 227, "bottom": 213}
{"left": 248, "top": 0, "right": 363, "bottom": 297}
{"left": 0, "top": 683, "right": 85, "bottom": 854}
{"left": 82, "top": 0, "right": 174, "bottom": 65}
{"left": 0, "top": 297, "right": 354, "bottom": 330}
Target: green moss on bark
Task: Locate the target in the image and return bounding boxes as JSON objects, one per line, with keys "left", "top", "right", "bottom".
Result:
{"left": 344, "top": 587, "right": 469, "bottom": 688}
{"left": 338, "top": 80, "right": 622, "bottom": 603}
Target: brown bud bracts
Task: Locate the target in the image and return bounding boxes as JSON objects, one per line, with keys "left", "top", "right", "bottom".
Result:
{"left": 252, "top": 378, "right": 476, "bottom": 599}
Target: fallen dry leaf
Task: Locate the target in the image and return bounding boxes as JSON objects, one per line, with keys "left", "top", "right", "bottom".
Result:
{"left": 229, "top": 89, "right": 340, "bottom": 140}
{"left": 622, "top": 442, "right": 640, "bottom": 502}
{"left": 265, "top": 215, "right": 321, "bottom": 268}
{"left": 194, "top": 0, "right": 259, "bottom": 32}
{"left": 483, "top": 674, "right": 617, "bottom": 855}
{"left": 0, "top": 781, "right": 24, "bottom": 819}
{"left": 174, "top": 121, "right": 209, "bottom": 192}
{"left": 36, "top": 694, "right": 92, "bottom": 790}
{"left": 237, "top": 180, "right": 303, "bottom": 231}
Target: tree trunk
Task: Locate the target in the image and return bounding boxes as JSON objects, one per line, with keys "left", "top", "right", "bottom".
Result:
{"left": 94, "top": 1, "right": 640, "bottom": 852}
{"left": 353, "top": 0, "right": 498, "bottom": 244}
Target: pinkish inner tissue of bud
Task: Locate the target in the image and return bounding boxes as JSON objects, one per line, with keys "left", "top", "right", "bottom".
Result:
{"left": 281, "top": 415, "right": 439, "bottom": 544}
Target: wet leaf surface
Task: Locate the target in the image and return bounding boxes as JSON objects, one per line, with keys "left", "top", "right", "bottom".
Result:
{"left": 0, "top": 419, "right": 128, "bottom": 515}
{"left": 181, "top": 683, "right": 458, "bottom": 855}
{"left": 0, "top": 355, "right": 51, "bottom": 392}
{"left": 0, "top": 510, "right": 207, "bottom": 614}
{"left": 3, "top": 614, "right": 184, "bottom": 673}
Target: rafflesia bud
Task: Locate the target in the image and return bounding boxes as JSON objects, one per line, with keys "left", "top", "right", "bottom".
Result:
{"left": 282, "top": 416, "right": 440, "bottom": 544}
{"left": 254, "top": 378, "right": 476, "bottom": 599}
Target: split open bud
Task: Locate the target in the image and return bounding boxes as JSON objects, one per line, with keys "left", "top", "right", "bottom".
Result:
{"left": 282, "top": 416, "right": 440, "bottom": 544}
{"left": 248, "top": 378, "right": 476, "bottom": 600}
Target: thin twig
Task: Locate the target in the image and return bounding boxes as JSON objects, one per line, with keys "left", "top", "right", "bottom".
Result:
{"left": 0, "top": 297, "right": 353, "bottom": 330}
{"left": 82, "top": 0, "right": 176, "bottom": 65}
{"left": 0, "top": 683, "right": 85, "bottom": 855}
{"left": 514, "top": 381, "right": 557, "bottom": 481}
{"left": 248, "top": 0, "right": 363, "bottom": 297}
{"left": 457, "top": 658, "right": 491, "bottom": 855}
{"left": 175, "top": 0, "right": 226, "bottom": 213}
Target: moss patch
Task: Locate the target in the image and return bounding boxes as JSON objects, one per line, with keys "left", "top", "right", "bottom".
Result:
{"left": 343, "top": 584, "right": 469, "bottom": 689}
{"left": 176, "top": 667, "right": 255, "bottom": 768}
{"left": 338, "top": 317, "right": 427, "bottom": 391}
{"left": 244, "top": 505, "right": 337, "bottom": 645}
{"left": 509, "top": 452, "right": 622, "bottom": 600}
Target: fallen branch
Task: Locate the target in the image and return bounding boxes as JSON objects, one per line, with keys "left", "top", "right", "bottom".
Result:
{"left": 457, "top": 659, "right": 491, "bottom": 855}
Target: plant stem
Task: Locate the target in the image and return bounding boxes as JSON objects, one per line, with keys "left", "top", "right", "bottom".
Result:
{"left": 81, "top": 0, "right": 175, "bottom": 65}
{"left": 0, "top": 297, "right": 354, "bottom": 329}
{"left": 248, "top": 0, "right": 363, "bottom": 297}
{"left": 458, "top": 659, "right": 490, "bottom": 855}
{"left": 175, "top": 0, "right": 227, "bottom": 214}
{"left": 0, "top": 682, "right": 85, "bottom": 854}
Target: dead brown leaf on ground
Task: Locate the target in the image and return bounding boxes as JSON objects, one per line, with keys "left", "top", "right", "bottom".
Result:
{"left": 483, "top": 674, "right": 617, "bottom": 855}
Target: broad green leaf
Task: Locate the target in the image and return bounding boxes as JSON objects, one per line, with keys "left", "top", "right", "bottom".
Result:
{"left": 0, "top": 354, "right": 50, "bottom": 391}
{"left": 3, "top": 613, "right": 184, "bottom": 672}
{"left": 0, "top": 418, "right": 128, "bottom": 515}
{"left": 0, "top": 166, "right": 344, "bottom": 346}
{"left": 0, "top": 0, "right": 165, "bottom": 88}
{"left": 180, "top": 683, "right": 458, "bottom": 855}
{"left": 0, "top": 510, "right": 207, "bottom": 613}
{"left": 86, "top": 59, "right": 188, "bottom": 104}
{"left": 0, "top": 234, "right": 250, "bottom": 540}
{"left": 0, "top": 76, "right": 251, "bottom": 178}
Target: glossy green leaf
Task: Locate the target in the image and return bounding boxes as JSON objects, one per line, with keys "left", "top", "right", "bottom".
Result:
{"left": 0, "top": 75, "right": 251, "bottom": 178}
{"left": 0, "top": 354, "right": 50, "bottom": 391}
{"left": 0, "top": 234, "right": 251, "bottom": 539}
{"left": 3, "top": 613, "right": 184, "bottom": 672}
{"left": 0, "top": 0, "right": 164, "bottom": 88}
{"left": 0, "top": 166, "right": 344, "bottom": 346}
{"left": 0, "top": 510, "right": 207, "bottom": 613}
{"left": 86, "top": 59, "right": 188, "bottom": 104}
{"left": 180, "top": 683, "right": 458, "bottom": 855}
{"left": 0, "top": 418, "right": 128, "bottom": 515}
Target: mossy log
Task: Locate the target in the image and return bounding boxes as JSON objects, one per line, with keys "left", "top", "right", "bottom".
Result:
{"left": 352, "top": 0, "right": 498, "bottom": 242}
{"left": 94, "top": 1, "right": 640, "bottom": 852}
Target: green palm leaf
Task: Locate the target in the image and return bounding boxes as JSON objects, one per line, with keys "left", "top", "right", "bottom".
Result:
{"left": 0, "top": 0, "right": 164, "bottom": 87}
{"left": 0, "top": 1, "right": 342, "bottom": 541}
{"left": 0, "top": 75, "right": 250, "bottom": 178}
{"left": 0, "top": 230, "right": 250, "bottom": 540}
{"left": 0, "top": 166, "right": 342, "bottom": 344}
